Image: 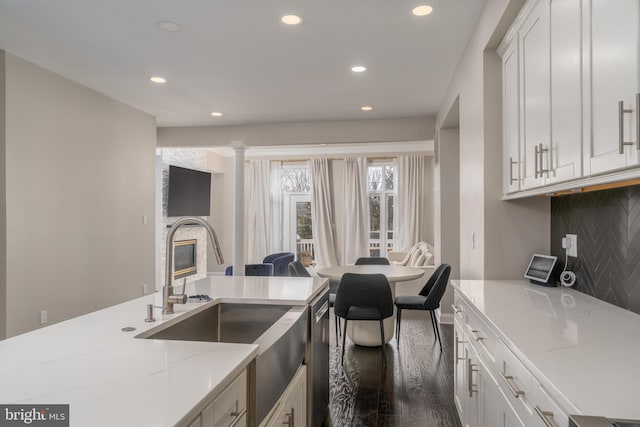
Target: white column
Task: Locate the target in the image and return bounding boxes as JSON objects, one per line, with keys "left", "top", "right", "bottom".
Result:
{"left": 230, "top": 141, "right": 246, "bottom": 276}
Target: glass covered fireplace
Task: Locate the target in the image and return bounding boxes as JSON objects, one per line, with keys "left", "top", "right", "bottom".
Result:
{"left": 174, "top": 239, "right": 197, "bottom": 279}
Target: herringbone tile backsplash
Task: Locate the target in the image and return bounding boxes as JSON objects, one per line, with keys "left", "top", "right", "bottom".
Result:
{"left": 551, "top": 186, "right": 640, "bottom": 314}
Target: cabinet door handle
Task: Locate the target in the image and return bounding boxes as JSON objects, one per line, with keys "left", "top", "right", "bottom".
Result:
{"left": 534, "top": 406, "right": 558, "bottom": 427}
{"left": 534, "top": 144, "right": 539, "bottom": 178}
{"left": 454, "top": 336, "right": 467, "bottom": 362}
{"left": 229, "top": 399, "right": 246, "bottom": 427}
{"left": 509, "top": 157, "right": 518, "bottom": 184}
{"left": 282, "top": 407, "right": 294, "bottom": 427}
{"left": 451, "top": 304, "right": 462, "bottom": 314}
{"left": 467, "top": 358, "right": 478, "bottom": 398}
{"left": 636, "top": 93, "right": 640, "bottom": 150}
{"left": 538, "top": 143, "right": 549, "bottom": 176}
{"left": 500, "top": 372, "right": 525, "bottom": 398}
{"left": 619, "top": 100, "right": 635, "bottom": 153}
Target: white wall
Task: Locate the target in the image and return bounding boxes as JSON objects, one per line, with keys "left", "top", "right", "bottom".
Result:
{"left": 3, "top": 53, "right": 156, "bottom": 337}
{"left": 436, "top": 0, "right": 549, "bottom": 280}
{"left": 207, "top": 153, "right": 233, "bottom": 273}
{"left": 157, "top": 117, "right": 435, "bottom": 148}
{"left": 435, "top": 125, "right": 460, "bottom": 320}
{"left": 0, "top": 51, "right": 6, "bottom": 339}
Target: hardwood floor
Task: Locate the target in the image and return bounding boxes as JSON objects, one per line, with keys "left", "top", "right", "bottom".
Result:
{"left": 327, "top": 310, "right": 462, "bottom": 427}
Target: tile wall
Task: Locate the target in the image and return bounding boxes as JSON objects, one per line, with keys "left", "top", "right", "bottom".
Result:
{"left": 550, "top": 185, "right": 640, "bottom": 314}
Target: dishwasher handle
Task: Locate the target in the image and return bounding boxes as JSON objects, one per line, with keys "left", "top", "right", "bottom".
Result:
{"left": 315, "top": 301, "right": 329, "bottom": 323}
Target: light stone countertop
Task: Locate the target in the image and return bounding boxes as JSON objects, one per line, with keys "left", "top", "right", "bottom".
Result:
{"left": 0, "top": 275, "right": 328, "bottom": 426}
{"left": 452, "top": 279, "right": 640, "bottom": 420}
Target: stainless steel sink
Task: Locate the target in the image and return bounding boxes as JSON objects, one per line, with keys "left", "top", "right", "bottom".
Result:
{"left": 137, "top": 302, "right": 295, "bottom": 343}
{"left": 136, "top": 302, "right": 308, "bottom": 425}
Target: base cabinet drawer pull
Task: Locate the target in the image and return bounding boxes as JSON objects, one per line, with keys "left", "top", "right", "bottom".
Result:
{"left": 534, "top": 406, "right": 557, "bottom": 427}
{"left": 282, "top": 408, "right": 294, "bottom": 427}
{"left": 471, "top": 329, "right": 485, "bottom": 342}
{"left": 500, "top": 372, "right": 525, "bottom": 398}
{"left": 228, "top": 399, "right": 246, "bottom": 427}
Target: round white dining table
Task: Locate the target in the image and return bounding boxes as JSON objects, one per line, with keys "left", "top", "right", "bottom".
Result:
{"left": 316, "top": 264, "right": 425, "bottom": 346}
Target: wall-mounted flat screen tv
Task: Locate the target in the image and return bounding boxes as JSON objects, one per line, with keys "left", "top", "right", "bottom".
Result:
{"left": 167, "top": 165, "right": 211, "bottom": 217}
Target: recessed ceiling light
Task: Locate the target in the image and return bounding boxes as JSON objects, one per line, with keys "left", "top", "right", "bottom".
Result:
{"left": 156, "top": 21, "right": 181, "bottom": 32}
{"left": 361, "top": 106, "right": 373, "bottom": 111}
{"left": 281, "top": 14, "right": 303, "bottom": 25}
{"left": 351, "top": 66, "right": 367, "bottom": 73}
{"left": 210, "top": 112, "right": 223, "bottom": 117}
{"left": 412, "top": 5, "right": 433, "bottom": 16}
{"left": 150, "top": 76, "right": 166, "bottom": 83}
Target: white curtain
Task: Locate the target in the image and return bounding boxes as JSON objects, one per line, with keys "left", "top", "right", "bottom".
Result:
{"left": 269, "top": 161, "right": 284, "bottom": 254}
{"left": 394, "top": 155, "right": 425, "bottom": 251}
{"left": 309, "top": 158, "right": 339, "bottom": 268}
{"left": 246, "top": 160, "right": 270, "bottom": 263}
{"left": 342, "top": 157, "right": 369, "bottom": 264}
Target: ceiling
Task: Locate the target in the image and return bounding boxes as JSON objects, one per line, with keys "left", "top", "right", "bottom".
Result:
{"left": 0, "top": 0, "right": 485, "bottom": 127}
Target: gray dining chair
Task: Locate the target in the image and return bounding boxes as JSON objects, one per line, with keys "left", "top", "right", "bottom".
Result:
{"left": 354, "top": 257, "right": 390, "bottom": 265}
{"left": 334, "top": 273, "right": 394, "bottom": 367}
{"left": 394, "top": 264, "right": 451, "bottom": 350}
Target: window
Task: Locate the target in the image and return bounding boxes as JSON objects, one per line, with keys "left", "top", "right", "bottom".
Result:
{"left": 368, "top": 163, "right": 395, "bottom": 257}
{"left": 280, "top": 166, "right": 314, "bottom": 262}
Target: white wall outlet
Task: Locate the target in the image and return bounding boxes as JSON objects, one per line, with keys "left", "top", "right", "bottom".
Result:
{"left": 142, "top": 215, "right": 148, "bottom": 225}
{"left": 40, "top": 310, "right": 48, "bottom": 325}
{"left": 142, "top": 284, "right": 148, "bottom": 295}
{"left": 566, "top": 234, "right": 578, "bottom": 257}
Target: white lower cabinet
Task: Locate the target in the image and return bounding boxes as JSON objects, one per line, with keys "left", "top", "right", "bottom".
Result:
{"left": 454, "top": 289, "right": 569, "bottom": 427}
{"left": 260, "top": 365, "right": 306, "bottom": 427}
{"left": 453, "top": 321, "right": 466, "bottom": 419}
{"left": 500, "top": 389, "right": 527, "bottom": 427}
{"left": 187, "top": 370, "right": 247, "bottom": 427}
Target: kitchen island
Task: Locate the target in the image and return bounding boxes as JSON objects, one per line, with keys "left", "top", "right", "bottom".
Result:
{"left": 0, "top": 275, "right": 328, "bottom": 427}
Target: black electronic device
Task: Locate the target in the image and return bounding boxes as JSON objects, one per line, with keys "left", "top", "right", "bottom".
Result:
{"left": 524, "top": 254, "right": 558, "bottom": 287}
{"left": 167, "top": 165, "right": 212, "bottom": 217}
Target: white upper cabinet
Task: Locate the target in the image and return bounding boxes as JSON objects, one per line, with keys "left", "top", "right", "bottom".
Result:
{"left": 548, "top": 0, "right": 582, "bottom": 184}
{"left": 584, "top": 0, "right": 640, "bottom": 175}
{"left": 519, "top": 0, "right": 551, "bottom": 190}
{"left": 502, "top": 40, "right": 521, "bottom": 193}
{"left": 501, "top": 0, "right": 640, "bottom": 197}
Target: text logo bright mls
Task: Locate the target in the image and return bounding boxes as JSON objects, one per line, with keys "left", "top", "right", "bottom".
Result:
{"left": 0, "top": 405, "right": 68, "bottom": 426}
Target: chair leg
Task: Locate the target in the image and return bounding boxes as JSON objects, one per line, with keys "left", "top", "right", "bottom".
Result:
{"left": 396, "top": 308, "right": 402, "bottom": 345}
{"left": 429, "top": 310, "right": 437, "bottom": 339}
{"left": 431, "top": 310, "right": 443, "bottom": 351}
{"left": 334, "top": 313, "right": 339, "bottom": 346}
{"left": 379, "top": 319, "right": 386, "bottom": 368}
{"left": 341, "top": 319, "right": 348, "bottom": 365}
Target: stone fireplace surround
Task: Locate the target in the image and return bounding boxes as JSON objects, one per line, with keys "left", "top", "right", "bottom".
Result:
{"left": 159, "top": 148, "right": 212, "bottom": 288}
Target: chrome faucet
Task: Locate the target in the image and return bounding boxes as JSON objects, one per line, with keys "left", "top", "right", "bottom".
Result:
{"left": 163, "top": 217, "right": 225, "bottom": 314}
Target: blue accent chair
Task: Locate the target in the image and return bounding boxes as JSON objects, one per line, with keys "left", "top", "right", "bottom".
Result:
{"left": 262, "top": 252, "right": 295, "bottom": 276}
{"left": 224, "top": 263, "right": 274, "bottom": 276}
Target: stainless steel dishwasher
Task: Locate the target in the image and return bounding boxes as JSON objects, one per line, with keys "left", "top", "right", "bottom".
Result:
{"left": 306, "top": 288, "right": 330, "bottom": 427}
